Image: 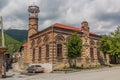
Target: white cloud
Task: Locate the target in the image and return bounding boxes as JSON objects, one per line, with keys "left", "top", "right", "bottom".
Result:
{"left": 0, "top": 0, "right": 120, "bottom": 34}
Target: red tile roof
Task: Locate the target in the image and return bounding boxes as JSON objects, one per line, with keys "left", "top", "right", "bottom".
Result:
{"left": 53, "top": 23, "right": 100, "bottom": 37}
{"left": 54, "top": 23, "right": 82, "bottom": 32}
{"left": 0, "top": 47, "right": 7, "bottom": 53}
{"left": 22, "top": 43, "right": 27, "bottom": 47}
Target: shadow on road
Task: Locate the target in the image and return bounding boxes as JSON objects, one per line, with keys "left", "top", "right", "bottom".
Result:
{"left": 1, "top": 74, "right": 15, "bottom": 78}
{"left": 20, "top": 72, "right": 40, "bottom": 76}
{"left": 6, "top": 74, "right": 15, "bottom": 78}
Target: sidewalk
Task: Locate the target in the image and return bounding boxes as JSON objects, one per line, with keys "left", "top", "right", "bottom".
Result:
{"left": 52, "top": 65, "right": 120, "bottom": 74}
{"left": 1, "top": 66, "right": 120, "bottom": 80}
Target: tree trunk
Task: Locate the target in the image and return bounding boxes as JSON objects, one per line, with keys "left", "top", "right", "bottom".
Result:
{"left": 70, "top": 58, "right": 76, "bottom": 68}
{"left": 68, "top": 58, "right": 72, "bottom": 68}
{"left": 68, "top": 58, "right": 77, "bottom": 68}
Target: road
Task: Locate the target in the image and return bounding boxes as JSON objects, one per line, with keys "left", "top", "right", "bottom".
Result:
{"left": 2, "top": 67, "right": 120, "bottom": 80}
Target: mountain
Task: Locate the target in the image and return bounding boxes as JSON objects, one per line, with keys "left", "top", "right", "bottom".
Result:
{"left": 0, "top": 32, "right": 22, "bottom": 55}
{"left": 5, "top": 29, "right": 28, "bottom": 42}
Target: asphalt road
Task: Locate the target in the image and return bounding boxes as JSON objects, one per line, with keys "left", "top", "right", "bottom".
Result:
{"left": 2, "top": 67, "right": 120, "bottom": 80}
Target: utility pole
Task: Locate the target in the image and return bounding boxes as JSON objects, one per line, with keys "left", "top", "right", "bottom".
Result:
{"left": 0, "top": 16, "right": 6, "bottom": 78}
{"left": 0, "top": 16, "right": 5, "bottom": 47}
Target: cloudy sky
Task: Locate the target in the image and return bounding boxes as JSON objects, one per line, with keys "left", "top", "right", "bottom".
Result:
{"left": 0, "top": 0, "right": 120, "bottom": 35}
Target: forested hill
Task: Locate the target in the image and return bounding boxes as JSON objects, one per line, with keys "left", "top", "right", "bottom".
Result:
{"left": 0, "top": 32, "right": 22, "bottom": 55}
{"left": 5, "top": 29, "right": 28, "bottom": 42}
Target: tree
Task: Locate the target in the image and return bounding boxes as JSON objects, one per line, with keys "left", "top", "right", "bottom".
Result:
{"left": 109, "top": 26, "right": 120, "bottom": 63}
{"left": 67, "top": 32, "right": 82, "bottom": 67}
{"left": 98, "top": 35, "right": 111, "bottom": 54}
{"left": 99, "top": 26, "right": 120, "bottom": 63}
{"left": 111, "top": 26, "right": 120, "bottom": 38}
{"left": 0, "top": 33, "right": 22, "bottom": 55}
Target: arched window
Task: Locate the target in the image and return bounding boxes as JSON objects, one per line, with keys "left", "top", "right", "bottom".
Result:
{"left": 43, "top": 35, "right": 49, "bottom": 43}
{"left": 32, "top": 48, "right": 35, "bottom": 62}
{"left": 55, "top": 34, "right": 65, "bottom": 42}
{"left": 37, "top": 38, "right": 42, "bottom": 44}
{"left": 46, "top": 45, "right": 49, "bottom": 58}
{"left": 38, "top": 47, "right": 42, "bottom": 59}
{"left": 57, "top": 44, "right": 62, "bottom": 58}
{"left": 90, "top": 47, "right": 94, "bottom": 62}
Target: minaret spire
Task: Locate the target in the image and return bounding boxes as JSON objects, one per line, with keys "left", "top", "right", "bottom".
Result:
{"left": 28, "top": 4, "right": 40, "bottom": 37}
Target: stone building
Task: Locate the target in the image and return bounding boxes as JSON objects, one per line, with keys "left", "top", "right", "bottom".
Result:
{"left": 20, "top": 5, "right": 109, "bottom": 72}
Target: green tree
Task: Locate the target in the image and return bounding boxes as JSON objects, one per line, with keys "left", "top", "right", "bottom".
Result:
{"left": 67, "top": 32, "right": 82, "bottom": 68}
{"left": 109, "top": 26, "right": 120, "bottom": 63}
{"left": 107, "top": 38, "right": 120, "bottom": 57}
{"left": 0, "top": 32, "right": 22, "bottom": 55}
{"left": 111, "top": 26, "right": 120, "bottom": 38}
{"left": 98, "top": 35, "right": 111, "bottom": 54}
{"left": 99, "top": 26, "right": 120, "bottom": 63}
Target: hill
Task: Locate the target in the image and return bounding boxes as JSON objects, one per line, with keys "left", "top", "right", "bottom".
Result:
{"left": 0, "top": 32, "right": 22, "bottom": 55}
{"left": 5, "top": 29, "right": 28, "bottom": 42}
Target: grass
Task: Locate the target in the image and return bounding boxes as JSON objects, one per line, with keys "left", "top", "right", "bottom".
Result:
{"left": 53, "top": 64, "right": 114, "bottom": 72}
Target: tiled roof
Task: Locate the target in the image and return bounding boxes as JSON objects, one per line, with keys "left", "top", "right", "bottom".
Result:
{"left": 53, "top": 23, "right": 100, "bottom": 37}
{"left": 22, "top": 43, "right": 27, "bottom": 47}
{"left": 0, "top": 47, "right": 7, "bottom": 53}
{"left": 54, "top": 23, "right": 82, "bottom": 32}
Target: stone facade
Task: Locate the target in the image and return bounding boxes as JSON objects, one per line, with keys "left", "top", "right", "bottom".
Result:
{"left": 21, "top": 5, "right": 110, "bottom": 71}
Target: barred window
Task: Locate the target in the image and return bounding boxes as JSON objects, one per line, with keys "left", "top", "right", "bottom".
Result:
{"left": 57, "top": 44, "right": 62, "bottom": 58}
{"left": 39, "top": 47, "right": 41, "bottom": 59}
{"left": 90, "top": 47, "right": 94, "bottom": 61}
{"left": 46, "top": 45, "right": 49, "bottom": 58}
{"left": 32, "top": 48, "right": 35, "bottom": 61}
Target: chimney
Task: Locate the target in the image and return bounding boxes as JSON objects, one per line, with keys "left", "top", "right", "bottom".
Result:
{"left": 81, "top": 21, "right": 89, "bottom": 31}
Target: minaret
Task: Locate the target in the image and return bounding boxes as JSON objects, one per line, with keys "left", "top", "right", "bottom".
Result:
{"left": 27, "top": 5, "right": 40, "bottom": 63}
{"left": 28, "top": 5, "right": 40, "bottom": 38}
